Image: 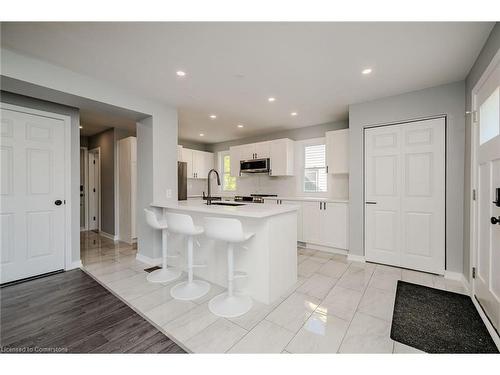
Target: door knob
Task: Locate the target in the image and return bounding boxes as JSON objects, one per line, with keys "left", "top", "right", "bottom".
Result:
{"left": 491, "top": 216, "right": 500, "bottom": 225}
{"left": 55, "top": 200, "right": 62, "bottom": 206}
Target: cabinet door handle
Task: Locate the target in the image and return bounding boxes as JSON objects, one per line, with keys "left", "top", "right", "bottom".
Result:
{"left": 326, "top": 166, "right": 329, "bottom": 173}
{"left": 365, "top": 201, "right": 377, "bottom": 204}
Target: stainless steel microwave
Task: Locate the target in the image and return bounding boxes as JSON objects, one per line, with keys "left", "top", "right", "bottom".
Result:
{"left": 240, "top": 158, "right": 270, "bottom": 174}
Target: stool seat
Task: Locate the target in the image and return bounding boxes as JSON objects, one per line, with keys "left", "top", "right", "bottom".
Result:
{"left": 166, "top": 212, "right": 210, "bottom": 301}
{"left": 144, "top": 209, "right": 181, "bottom": 283}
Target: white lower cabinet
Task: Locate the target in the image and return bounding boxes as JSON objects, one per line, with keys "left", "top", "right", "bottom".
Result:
{"left": 282, "top": 200, "right": 303, "bottom": 241}
{"left": 292, "top": 200, "right": 348, "bottom": 250}
{"left": 322, "top": 203, "right": 348, "bottom": 249}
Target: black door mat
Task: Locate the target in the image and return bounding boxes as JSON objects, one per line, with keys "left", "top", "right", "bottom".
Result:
{"left": 391, "top": 280, "right": 498, "bottom": 353}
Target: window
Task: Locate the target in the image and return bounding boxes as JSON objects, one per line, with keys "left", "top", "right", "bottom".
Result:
{"left": 479, "top": 86, "right": 499, "bottom": 145}
{"left": 221, "top": 153, "right": 237, "bottom": 191}
{"left": 303, "top": 144, "right": 327, "bottom": 193}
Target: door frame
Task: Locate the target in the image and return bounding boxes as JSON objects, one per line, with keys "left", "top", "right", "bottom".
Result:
{"left": 88, "top": 147, "right": 101, "bottom": 232}
{"left": 469, "top": 48, "right": 500, "bottom": 347}
{"left": 362, "top": 115, "right": 447, "bottom": 273}
{"left": 80, "top": 146, "right": 89, "bottom": 231}
{"left": 0, "top": 102, "right": 73, "bottom": 271}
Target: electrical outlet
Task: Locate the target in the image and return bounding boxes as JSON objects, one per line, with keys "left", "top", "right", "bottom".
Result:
{"left": 166, "top": 189, "right": 172, "bottom": 199}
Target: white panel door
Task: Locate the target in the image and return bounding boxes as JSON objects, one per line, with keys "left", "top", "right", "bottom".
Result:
{"left": 365, "top": 118, "right": 445, "bottom": 274}
{"left": 365, "top": 125, "right": 402, "bottom": 267}
{"left": 1, "top": 108, "right": 66, "bottom": 283}
{"left": 474, "top": 57, "right": 500, "bottom": 333}
{"left": 400, "top": 119, "right": 445, "bottom": 273}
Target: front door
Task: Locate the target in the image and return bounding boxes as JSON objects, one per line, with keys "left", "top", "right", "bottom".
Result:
{"left": 365, "top": 118, "right": 446, "bottom": 274}
{"left": 1, "top": 107, "right": 66, "bottom": 283}
{"left": 474, "top": 56, "right": 500, "bottom": 333}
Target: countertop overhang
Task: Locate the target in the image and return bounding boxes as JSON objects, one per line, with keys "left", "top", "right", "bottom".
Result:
{"left": 151, "top": 200, "right": 299, "bottom": 219}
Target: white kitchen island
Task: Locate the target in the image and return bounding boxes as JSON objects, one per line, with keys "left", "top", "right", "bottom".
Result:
{"left": 150, "top": 200, "right": 299, "bottom": 304}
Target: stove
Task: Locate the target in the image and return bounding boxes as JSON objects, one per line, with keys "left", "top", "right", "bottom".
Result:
{"left": 234, "top": 194, "right": 278, "bottom": 203}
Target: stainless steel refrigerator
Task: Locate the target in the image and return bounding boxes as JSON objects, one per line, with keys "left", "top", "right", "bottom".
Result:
{"left": 178, "top": 161, "right": 187, "bottom": 200}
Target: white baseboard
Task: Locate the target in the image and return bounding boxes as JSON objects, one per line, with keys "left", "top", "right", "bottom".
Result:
{"left": 347, "top": 254, "right": 366, "bottom": 263}
{"left": 299, "top": 242, "right": 348, "bottom": 256}
{"left": 136, "top": 253, "right": 162, "bottom": 266}
{"left": 66, "top": 260, "right": 82, "bottom": 270}
{"left": 99, "top": 230, "right": 118, "bottom": 241}
{"left": 444, "top": 271, "right": 463, "bottom": 281}
{"left": 471, "top": 294, "right": 500, "bottom": 350}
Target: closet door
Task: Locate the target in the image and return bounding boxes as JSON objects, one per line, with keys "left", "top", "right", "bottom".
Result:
{"left": 400, "top": 118, "right": 445, "bottom": 274}
{"left": 364, "top": 118, "right": 445, "bottom": 274}
{"left": 364, "top": 125, "right": 402, "bottom": 267}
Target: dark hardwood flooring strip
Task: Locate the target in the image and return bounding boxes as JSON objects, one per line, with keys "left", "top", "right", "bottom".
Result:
{"left": 0, "top": 269, "right": 185, "bottom": 354}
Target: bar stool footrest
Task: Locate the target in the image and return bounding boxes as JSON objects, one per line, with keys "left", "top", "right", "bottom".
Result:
{"left": 233, "top": 271, "right": 248, "bottom": 279}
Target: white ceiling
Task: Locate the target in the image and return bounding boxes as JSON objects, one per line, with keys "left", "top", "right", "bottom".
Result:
{"left": 0, "top": 22, "right": 494, "bottom": 144}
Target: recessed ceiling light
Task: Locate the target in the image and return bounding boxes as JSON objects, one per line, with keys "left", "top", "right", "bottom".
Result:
{"left": 362, "top": 68, "right": 372, "bottom": 75}
{"left": 209, "top": 114, "right": 217, "bottom": 119}
{"left": 176, "top": 70, "right": 186, "bottom": 77}
{"left": 199, "top": 133, "right": 204, "bottom": 137}
{"left": 79, "top": 125, "right": 83, "bottom": 129}
{"left": 237, "top": 124, "right": 244, "bottom": 128}
{"left": 291, "top": 112, "right": 298, "bottom": 116}
{"left": 268, "top": 97, "right": 276, "bottom": 102}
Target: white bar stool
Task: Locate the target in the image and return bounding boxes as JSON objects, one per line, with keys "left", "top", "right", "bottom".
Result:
{"left": 143, "top": 209, "right": 182, "bottom": 283}
{"left": 165, "top": 212, "right": 210, "bottom": 300}
{"left": 204, "top": 217, "right": 254, "bottom": 318}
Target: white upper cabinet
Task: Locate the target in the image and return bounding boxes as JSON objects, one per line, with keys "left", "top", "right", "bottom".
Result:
{"left": 270, "top": 138, "right": 294, "bottom": 176}
{"left": 179, "top": 147, "right": 214, "bottom": 179}
{"left": 254, "top": 141, "right": 271, "bottom": 159}
{"left": 229, "top": 138, "right": 294, "bottom": 177}
{"left": 326, "top": 129, "right": 349, "bottom": 174}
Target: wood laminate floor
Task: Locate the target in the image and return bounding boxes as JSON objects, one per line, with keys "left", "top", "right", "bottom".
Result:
{"left": 0, "top": 269, "right": 186, "bottom": 353}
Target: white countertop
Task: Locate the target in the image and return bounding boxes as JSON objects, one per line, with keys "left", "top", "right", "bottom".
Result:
{"left": 263, "top": 196, "right": 349, "bottom": 204}
{"left": 151, "top": 200, "right": 300, "bottom": 218}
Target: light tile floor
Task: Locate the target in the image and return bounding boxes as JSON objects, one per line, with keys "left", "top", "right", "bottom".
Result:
{"left": 80, "top": 231, "right": 468, "bottom": 354}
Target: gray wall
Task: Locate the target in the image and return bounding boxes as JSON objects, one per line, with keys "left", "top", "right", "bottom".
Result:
{"left": 136, "top": 117, "right": 161, "bottom": 260}
{"left": 348, "top": 81, "right": 466, "bottom": 274}
{"left": 207, "top": 120, "right": 348, "bottom": 153}
{"left": 463, "top": 23, "right": 500, "bottom": 281}
{"left": 0, "top": 91, "right": 81, "bottom": 265}
{"left": 88, "top": 128, "right": 116, "bottom": 235}
{"left": 178, "top": 139, "right": 211, "bottom": 151}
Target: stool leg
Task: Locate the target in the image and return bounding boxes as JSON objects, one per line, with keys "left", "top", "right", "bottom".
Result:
{"left": 187, "top": 235, "right": 193, "bottom": 283}
{"left": 227, "top": 243, "right": 234, "bottom": 297}
{"left": 146, "top": 228, "right": 181, "bottom": 283}
{"left": 162, "top": 229, "right": 168, "bottom": 270}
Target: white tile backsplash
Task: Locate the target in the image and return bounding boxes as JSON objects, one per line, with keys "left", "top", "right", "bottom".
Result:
{"left": 187, "top": 173, "right": 348, "bottom": 199}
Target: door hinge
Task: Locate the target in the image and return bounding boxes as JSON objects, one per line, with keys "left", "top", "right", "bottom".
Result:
{"left": 472, "top": 189, "right": 476, "bottom": 201}
{"left": 472, "top": 111, "right": 478, "bottom": 123}
{"left": 472, "top": 267, "right": 476, "bottom": 279}
{"left": 93, "top": 188, "right": 96, "bottom": 192}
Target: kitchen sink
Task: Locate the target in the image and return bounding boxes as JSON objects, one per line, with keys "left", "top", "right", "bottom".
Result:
{"left": 209, "top": 202, "right": 246, "bottom": 206}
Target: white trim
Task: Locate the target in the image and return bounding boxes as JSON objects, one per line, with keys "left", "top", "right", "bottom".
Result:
{"left": 66, "top": 260, "right": 83, "bottom": 270}
{"left": 347, "top": 254, "right": 366, "bottom": 263}
{"left": 444, "top": 271, "right": 463, "bottom": 281}
{"left": 99, "top": 230, "right": 118, "bottom": 241}
{"left": 469, "top": 48, "right": 500, "bottom": 338}
{"left": 301, "top": 242, "right": 348, "bottom": 256}
{"left": 0, "top": 102, "right": 74, "bottom": 273}
{"left": 471, "top": 295, "right": 500, "bottom": 350}
{"left": 136, "top": 253, "right": 162, "bottom": 266}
